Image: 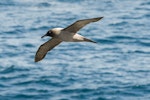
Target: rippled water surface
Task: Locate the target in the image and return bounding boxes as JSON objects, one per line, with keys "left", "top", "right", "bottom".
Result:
{"left": 0, "top": 0, "right": 150, "bottom": 100}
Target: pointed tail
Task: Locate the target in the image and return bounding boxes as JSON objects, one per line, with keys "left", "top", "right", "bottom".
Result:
{"left": 83, "top": 38, "right": 97, "bottom": 43}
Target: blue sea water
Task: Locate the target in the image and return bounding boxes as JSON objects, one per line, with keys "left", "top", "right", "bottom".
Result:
{"left": 0, "top": 0, "right": 150, "bottom": 100}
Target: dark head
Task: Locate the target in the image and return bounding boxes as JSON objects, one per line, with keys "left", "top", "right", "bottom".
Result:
{"left": 41, "top": 30, "right": 54, "bottom": 38}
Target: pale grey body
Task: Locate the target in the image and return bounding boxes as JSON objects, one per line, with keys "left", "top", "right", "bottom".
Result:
{"left": 50, "top": 28, "right": 88, "bottom": 42}
{"left": 35, "top": 17, "right": 103, "bottom": 62}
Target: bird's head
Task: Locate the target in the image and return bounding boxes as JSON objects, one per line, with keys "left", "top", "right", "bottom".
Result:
{"left": 41, "top": 28, "right": 63, "bottom": 38}
{"left": 41, "top": 30, "right": 54, "bottom": 38}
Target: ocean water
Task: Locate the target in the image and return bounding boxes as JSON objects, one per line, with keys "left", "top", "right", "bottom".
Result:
{"left": 0, "top": 0, "right": 150, "bottom": 100}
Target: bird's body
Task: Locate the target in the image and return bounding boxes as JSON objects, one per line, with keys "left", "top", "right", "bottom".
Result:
{"left": 35, "top": 17, "right": 103, "bottom": 62}
{"left": 49, "top": 28, "right": 93, "bottom": 42}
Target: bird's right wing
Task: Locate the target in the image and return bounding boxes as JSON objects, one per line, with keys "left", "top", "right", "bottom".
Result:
{"left": 35, "top": 38, "right": 62, "bottom": 62}
{"left": 63, "top": 17, "right": 103, "bottom": 33}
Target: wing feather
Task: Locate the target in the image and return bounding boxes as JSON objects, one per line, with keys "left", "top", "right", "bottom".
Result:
{"left": 35, "top": 38, "right": 62, "bottom": 62}
{"left": 63, "top": 17, "right": 103, "bottom": 33}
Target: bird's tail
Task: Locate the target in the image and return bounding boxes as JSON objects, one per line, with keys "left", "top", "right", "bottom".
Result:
{"left": 83, "top": 38, "right": 96, "bottom": 43}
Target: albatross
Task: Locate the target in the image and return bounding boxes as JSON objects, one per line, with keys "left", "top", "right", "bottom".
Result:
{"left": 35, "top": 17, "right": 103, "bottom": 62}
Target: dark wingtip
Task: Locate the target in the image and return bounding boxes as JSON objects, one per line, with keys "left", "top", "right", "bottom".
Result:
{"left": 99, "top": 17, "right": 104, "bottom": 20}
{"left": 93, "top": 17, "right": 104, "bottom": 22}
{"left": 34, "top": 56, "right": 42, "bottom": 62}
{"left": 34, "top": 58, "right": 39, "bottom": 62}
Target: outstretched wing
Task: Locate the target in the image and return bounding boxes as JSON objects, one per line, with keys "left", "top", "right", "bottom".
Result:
{"left": 35, "top": 38, "right": 62, "bottom": 62}
{"left": 63, "top": 17, "right": 103, "bottom": 33}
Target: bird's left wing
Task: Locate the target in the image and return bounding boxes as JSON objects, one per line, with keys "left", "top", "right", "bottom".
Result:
{"left": 63, "top": 17, "right": 103, "bottom": 33}
{"left": 35, "top": 38, "right": 62, "bottom": 62}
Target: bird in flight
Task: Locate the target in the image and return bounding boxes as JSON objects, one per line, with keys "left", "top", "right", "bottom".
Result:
{"left": 35, "top": 17, "right": 103, "bottom": 62}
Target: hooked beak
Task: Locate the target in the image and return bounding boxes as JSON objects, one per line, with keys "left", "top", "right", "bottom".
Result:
{"left": 41, "top": 34, "right": 47, "bottom": 38}
{"left": 41, "top": 32, "right": 48, "bottom": 38}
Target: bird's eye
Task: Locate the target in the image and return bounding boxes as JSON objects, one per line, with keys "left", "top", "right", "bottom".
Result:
{"left": 49, "top": 31, "right": 52, "bottom": 34}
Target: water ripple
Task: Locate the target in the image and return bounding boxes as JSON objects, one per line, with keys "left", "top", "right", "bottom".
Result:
{"left": 0, "top": 0, "right": 150, "bottom": 100}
